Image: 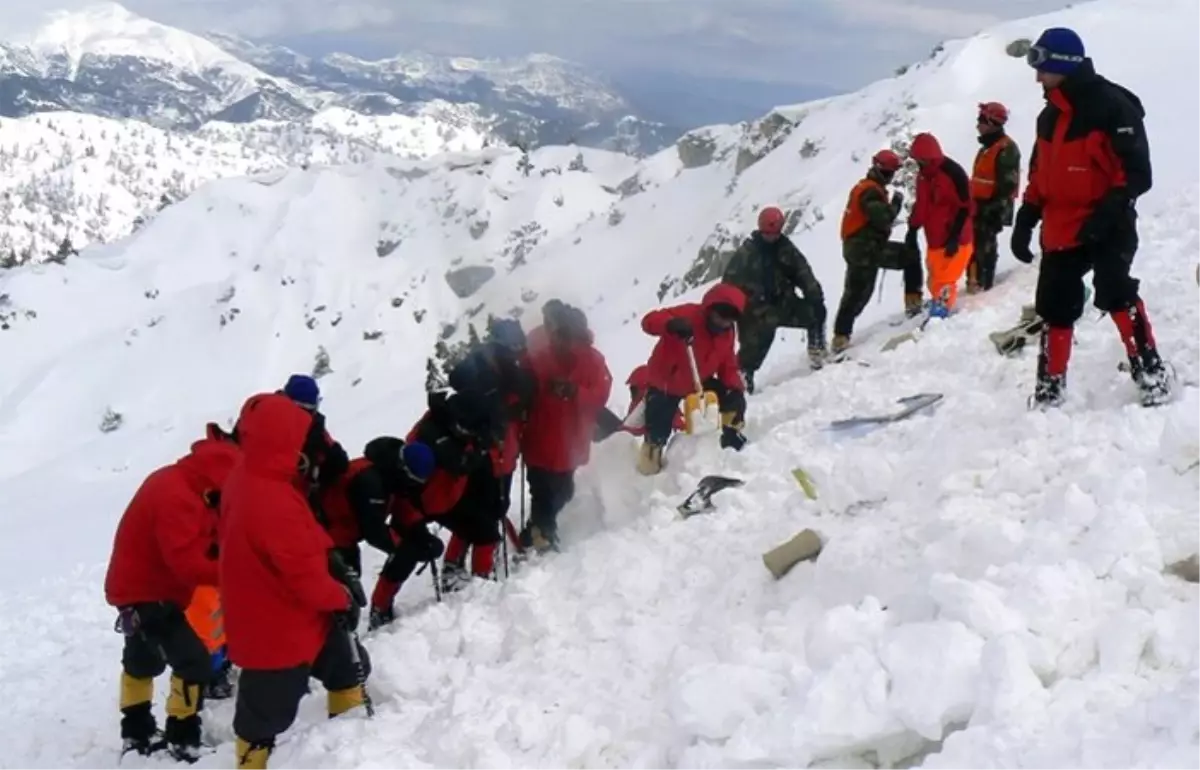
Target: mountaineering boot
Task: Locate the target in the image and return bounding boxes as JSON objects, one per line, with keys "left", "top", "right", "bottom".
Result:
{"left": 520, "top": 524, "right": 558, "bottom": 554}
{"left": 235, "top": 736, "right": 273, "bottom": 770}
{"left": 368, "top": 605, "right": 395, "bottom": 631}
{"left": 719, "top": 412, "right": 747, "bottom": 451}
{"left": 636, "top": 440, "right": 665, "bottom": 476}
{"left": 1111, "top": 300, "right": 1174, "bottom": 406}
{"left": 741, "top": 369, "right": 756, "bottom": 395}
{"left": 120, "top": 673, "right": 166, "bottom": 757}
{"left": 440, "top": 560, "right": 470, "bottom": 594}
{"left": 966, "top": 261, "right": 981, "bottom": 295}
{"left": 807, "top": 327, "right": 827, "bottom": 370}
{"left": 904, "top": 292, "right": 923, "bottom": 319}
{"left": 328, "top": 686, "right": 365, "bottom": 718}
{"left": 165, "top": 675, "right": 204, "bottom": 763}
{"left": 1030, "top": 326, "right": 1072, "bottom": 409}
{"left": 830, "top": 333, "right": 851, "bottom": 357}
{"left": 203, "top": 658, "right": 234, "bottom": 701}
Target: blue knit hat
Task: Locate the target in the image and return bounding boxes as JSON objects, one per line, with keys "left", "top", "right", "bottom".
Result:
{"left": 1028, "top": 27, "right": 1085, "bottom": 75}
{"left": 400, "top": 441, "right": 435, "bottom": 482}
{"left": 283, "top": 374, "right": 320, "bottom": 410}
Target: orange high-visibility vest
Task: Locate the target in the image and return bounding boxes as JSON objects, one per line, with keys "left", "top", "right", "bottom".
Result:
{"left": 185, "top": 585, "right": 225, "bottom": 654}
{"left": 971, "top": 135, "right": 1017, "bottom": 201}
{"left": 840, "top": 177, "right": 888, "bottom": 240}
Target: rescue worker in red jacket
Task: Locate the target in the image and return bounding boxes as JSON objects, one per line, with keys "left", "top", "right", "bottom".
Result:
{"left": 315, "top": 436, "right": 439, "bottom": 576}
{"left": 518, "top": 302, "right": 613, "bottom": 552}
{"left": 218, "top": 393, "right": 369, "bottom": 770}
{"left": 104, "top": 427, "right": 240, "bottom": 761}
{"left": 636, "top": 282, "right": 747, "bottom": 476}
{"left": 1012, "top": 27, "right": 1171, "bottom": 408}
{"left": 907, "top": 132, "right": 975, "bottom": 312}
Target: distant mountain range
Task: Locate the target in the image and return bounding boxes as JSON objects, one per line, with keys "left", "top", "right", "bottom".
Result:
{"left": 0, "top": 2, "right": 680, "bottom": 154}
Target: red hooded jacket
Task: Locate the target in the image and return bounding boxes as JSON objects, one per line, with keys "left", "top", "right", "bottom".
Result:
{"left": 641, "top": 283, "right": 746, "bottom": 397}
{"left": 520, "top": 325, "right": 613, "bottom": 473}
{"left": 909, "top": 133, "right": 974, "bottom": 250}
{"left": 218, "top": 393, "right": 349, "bottom": 670}
{"left": 104, "top": 436, "right": 240, "bottom": 608}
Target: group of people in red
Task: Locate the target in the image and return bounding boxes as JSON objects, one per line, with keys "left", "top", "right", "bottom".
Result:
{"left": 100, "top": 23, "right": 1174, "bottom": 770}
{"left": 102, "top": 276, "right": 758, "bottom": 766}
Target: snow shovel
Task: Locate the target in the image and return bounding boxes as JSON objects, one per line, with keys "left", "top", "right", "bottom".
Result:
{"left": 762, "top": 528, "right": 824, "bottom": 579}
{"left": 683, "top": 343, "right": 721, "bottom": 435}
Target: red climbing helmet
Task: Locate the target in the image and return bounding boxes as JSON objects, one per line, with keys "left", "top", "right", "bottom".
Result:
{"left": 757, "top": 206, "right": 786, "bottom": 236}
{"left": 977, "top": 101, "right": 1009, "bottom": 125}
{"left": 871, "top": 149, "right": 902, "bottom": 173}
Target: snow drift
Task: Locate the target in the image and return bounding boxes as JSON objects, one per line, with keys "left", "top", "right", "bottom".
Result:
{"left": 0, "top": 0, "right": 1196, "bottom": 766}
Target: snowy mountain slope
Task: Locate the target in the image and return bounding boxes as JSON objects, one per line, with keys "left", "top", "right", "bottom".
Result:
{"left": 0, "top": 106, "right": 489, "bottom": 264}
{"left": 0, "top": 0, "right": 1196, "bottom": 766}
{"left": 0, "top": 3, "right": 674, "bottom": 152}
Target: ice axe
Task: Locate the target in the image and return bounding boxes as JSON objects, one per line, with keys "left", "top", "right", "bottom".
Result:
{"left": 683, "top": 342, "right": 721, "bottom": 435}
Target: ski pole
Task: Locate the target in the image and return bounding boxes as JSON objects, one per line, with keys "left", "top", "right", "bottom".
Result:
{"left": 345, "top": 626, "right": 374, "bottom": 718}
{"left": 519, "top": 461, "right": 527, "bottom": 532}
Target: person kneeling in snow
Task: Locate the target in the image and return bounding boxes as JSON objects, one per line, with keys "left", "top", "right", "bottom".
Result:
{"left": 518, "top": 301, "right": 612, "bottom": 552}
{"left": 218, "top": 393, "right": 369, "bottom": 770}
{"left": 104, "top": 423, "right": 241, "bottom": 761}
{"left": 635, "top": 283, "right": 749, "bottom": 476}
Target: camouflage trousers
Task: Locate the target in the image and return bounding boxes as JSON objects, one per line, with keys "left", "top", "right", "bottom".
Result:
{"left": 968, "top": 222, "right": 1002, "bottom": 291}
{"left": 833, "top": 241, "right": 922, "bottom": 338}
{"left": 736, "top": 294, "right": 821, "bottom": 374}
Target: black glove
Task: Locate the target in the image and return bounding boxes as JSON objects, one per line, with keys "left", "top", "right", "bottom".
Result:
{"left": 549, "top": 379, "right": 577, "bottom": 399}
{"left": 328, "top": 551, "right": 368, "bottom": 608}
{"left": 664, "top": 317, "right": 693, "bottom": 341}
{"left": 720, "top": 426, "right": 747, "bottom": 452}
{"left": 335, "top": 587, "right": 362, "bottom": 631}
{"left": 1078, "top": 190, "right": 1131, "bottom": 245}
{"left": 399, "top": 524, "right": 445, "bottom": 562}
{"left": 889, "top": 191, "right": 904, "bottom": 213}
{"left": 1011, "top": 204, "right": 1041, "bottom": 264}
{"left": 944, "top": 233, "right": 959, "bottom": 257}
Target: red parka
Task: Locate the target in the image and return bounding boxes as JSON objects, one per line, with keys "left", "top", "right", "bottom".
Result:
{"left": 104, "top": 436, "right": 240, "bottom": 608}
{"left": 909, "top": 133, "right": 974, "bottom": 250}
{"left": 640, "top": 283, "right": 746, "bottom": 397}
{"left": 520, "top": 325, "right": 613, "bottom": 473}
{"left": 218, "top": 393, "right": 349, "bottom": 670}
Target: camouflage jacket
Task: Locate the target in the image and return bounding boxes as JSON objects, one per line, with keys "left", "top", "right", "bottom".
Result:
{"left": 843, "top": 175, "right": 902, "bottom": 267}
{"left": 722, "top": 232, "right": 825, "bottom": 316}
{"left": 974, "top": 134, "right": 1022, "bottom": 229}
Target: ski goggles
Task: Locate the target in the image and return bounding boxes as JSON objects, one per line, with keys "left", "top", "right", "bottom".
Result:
{"left": 1025, "top": 45, "right": 1084, "bottom": 70}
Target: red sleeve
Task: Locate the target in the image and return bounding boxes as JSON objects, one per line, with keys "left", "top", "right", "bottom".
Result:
{"left": 1022, "top": 142, "right": 1043, "bottom": 206}
{"left": 154, "top": 487, "right": 219, "bottom": 589}
{"left": 576, "top": 352, "right": 613, "bottom": 411}
{"left": 641, "top": 306, "right": 683, "bottom": 336}
{"left": 908, "top": 176, "right": 927, "bottom": 229}
{"left": 265, "top": 503, "right": 350, "bottom": 613}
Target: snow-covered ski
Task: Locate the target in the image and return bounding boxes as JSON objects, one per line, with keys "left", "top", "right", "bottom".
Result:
{"left": 677, "top": 475, "right": 744, "bottom": 518}
{"left": 829, "top": 392, "right": 944, "bottom": 430}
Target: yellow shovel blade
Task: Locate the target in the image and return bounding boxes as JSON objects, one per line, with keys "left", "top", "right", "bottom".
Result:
{"left": 684, "top": 391, "right": 720, "bottom": 434}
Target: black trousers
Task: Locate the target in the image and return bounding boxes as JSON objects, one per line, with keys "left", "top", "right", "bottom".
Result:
{"left": 121, "top": 602, "right": 212, "bottom": 686}
{"left": 644, "top": 377, "right": 746, "bottom": 445}
{"left": 1035, "top": 242, "right": 1141, "bottom": 328}
{"left": 526, "top": 467, "right": 576, "bottom": 538}
{"left": 232, "top": 625, "right": 370, "bottom": 745}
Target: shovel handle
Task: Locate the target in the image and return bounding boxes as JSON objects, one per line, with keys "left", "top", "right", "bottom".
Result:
{"left": 685, "top": 343, "right": 704, "bottom": 395}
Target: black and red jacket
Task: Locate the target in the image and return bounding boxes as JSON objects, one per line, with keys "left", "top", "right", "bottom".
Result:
{"left": 1022, "top": 58, "right": 1151, "bottom": 252}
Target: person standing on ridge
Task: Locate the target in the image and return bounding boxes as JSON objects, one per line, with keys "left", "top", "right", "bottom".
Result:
{"left": 104, "top": 425, "right": 241, "bottom": 761}
{"left": 907, "top": 132, "right": 975, "bottom": 314}
{"left": 967, "top": 102, "right": 1022, "bottom": 293}
{"left": 518, "top": 302, "right": 612, "bottom": 552}
{"left": 1012, "top": 27, "right": 1172, "bottom": 407}
{"left": 722, "top": 205, "right": 828, "bottom": 392}
{"left": 832, "top": 149, "right": 923, "bottom": 355}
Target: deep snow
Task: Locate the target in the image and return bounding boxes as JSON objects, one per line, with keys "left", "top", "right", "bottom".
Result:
{"left": 0, "top": 0, "right": 1196, "bottom": 767}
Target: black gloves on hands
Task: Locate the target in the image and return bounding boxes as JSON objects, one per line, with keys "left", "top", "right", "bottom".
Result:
{"left": 400, "top": 524, "right": 445, "bottom": 562}
{"left": 337, "top": 587, "right": 362, "bottom": 630}
{"left": 1011, "top": 204, "right": 1042, "bottom": 264}
{"left": 665, "top": 317, "right": 694, "bottom": 341}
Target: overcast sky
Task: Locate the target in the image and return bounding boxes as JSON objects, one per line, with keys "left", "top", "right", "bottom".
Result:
{"left": 4, "top": 0, "right": 1070, "bottom": 91}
